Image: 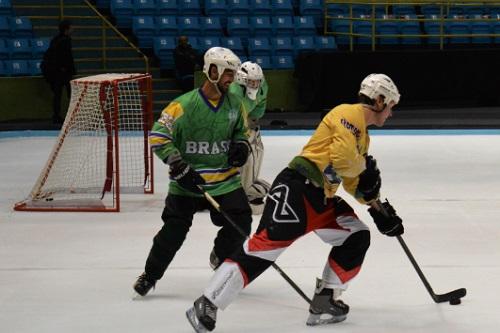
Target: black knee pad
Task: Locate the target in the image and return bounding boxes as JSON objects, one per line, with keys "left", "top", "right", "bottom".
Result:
{"left": 331, "top": 230, "right": 371, "bottom": 271}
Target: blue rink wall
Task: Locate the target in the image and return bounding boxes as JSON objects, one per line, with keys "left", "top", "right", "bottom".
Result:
{"left": 2, "top": 129, "right": 500, "bottom": 139}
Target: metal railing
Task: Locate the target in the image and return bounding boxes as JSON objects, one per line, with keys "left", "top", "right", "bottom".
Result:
{"left": 324, "top": 0, "right": 500, "bottom": 51}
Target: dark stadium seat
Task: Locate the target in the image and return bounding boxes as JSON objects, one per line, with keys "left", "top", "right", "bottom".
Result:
{"left": 28, "top": 58, "right": 41, "bottom": 76}
{"left": 221, "top": 37, "right": 245, "bottom": 57}
{"left": 249, "top": 55, "right": 272, "bottom": 69}
{"left": 132, "top": 16, "right": 155, "bottom": 48}
{"left": 271, "top": 0, "right": 293, "bottom": 16}
{"left": 447, "top": 18, "right": 470, "bottom": 44}
{"left": 154, "top": 36, "right": 176, "bottom": 68}
{"left": 31, "top": 37, "right": 50, "bottom": 58}
{"left": 273, "top": 15, "right": 294, "bottom": 36}
{"left": 9, "top": 17, "right": 33, "bottom": 37}
{"left": 470, "top": 19, "right": 492, "bottom": 44}
{"left": 250, "top": 16, "right": 273, "bottom": 36}
{"left": 198, "top": 36, "right": 221, "bottom": 53}
{"left": 293, "top": 35, "right": 315, "bottom": 56}
{"left": 110, "top": 0, "right": 133, "bottom": 28}
{"left": 0, "top": 0, "right": 12, "bottom": 16}
{"left": 399, "top": 15, "right": 421, "bottom": 45}
{"left": 179, "top": 0, "right": 201, "bottom": 15}
{"left": 250, "top": 0, "right": 272, "bottom": 16}
{"left": 377, "top": 17, "right": 399, "bottom": 45}
{"left": 200, "top": 16, "right": 223, "bottom": 36}
{"left": 247, "top": 37, "right": 271, "bottom": 56}
{"left": 392, "top": 5, "right": 416, "bottom": 16}
{"left": 133, "top": 0, "right": 156, "bottom": 16}
{"left": 270, "top": 36, "right": 293, "bottom": 56}
{"left": 8, "top": 38, "right": 31, "bottom": 59}
{"left": 315, "top": 35, "right": 337, "bottom": 52}
{"left": 272, "top": 55, "right": 294, "bottom": 69}
{"left": 157, "top": 0, "right": 178, "bottom": 15}
{"left": 294, "top": 16, "right": 317, "bottom": 36}
{"left": 205, "top": 0, "right": 228, "bottom": 17}
{"left": 156, "top": 16, "right": 177, "bottom": 36}
{"left": 228, "top": 0, "right": 251, "bottom": 16}
{"left": 178, "top": 16, "right": 201, "bottom": 36}
{"left": 4, "top": 59, "right": 29, "bottom": 76}
{"left": 0, "top": 16, "right": 9, "bottom": 38}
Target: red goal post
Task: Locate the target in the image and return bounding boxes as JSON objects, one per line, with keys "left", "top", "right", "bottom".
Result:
{"left": 14, "top": 73, "right": 154, "bottom": 212}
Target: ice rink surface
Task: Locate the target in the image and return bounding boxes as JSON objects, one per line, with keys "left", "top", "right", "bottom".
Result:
{"left": 1, "top": 130, "right": 500, "bottom": 333}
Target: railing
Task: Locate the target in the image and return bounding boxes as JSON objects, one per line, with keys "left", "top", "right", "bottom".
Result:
{"left": 324, "top": 0, "right": 500, "bottom": 51}
{"left": 82, "top": 0, "right": 149, "bottom": 74}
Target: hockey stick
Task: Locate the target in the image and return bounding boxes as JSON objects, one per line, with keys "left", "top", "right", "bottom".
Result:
{"left": 373, "top": 199, "right": 466, "bottom": 304}
{"left": 201, "top": 189, "right": 312, "bottom": 305}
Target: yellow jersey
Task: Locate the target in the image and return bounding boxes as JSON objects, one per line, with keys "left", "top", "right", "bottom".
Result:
{"left": 289, "top": 103, "right": 370, "bottom": 202}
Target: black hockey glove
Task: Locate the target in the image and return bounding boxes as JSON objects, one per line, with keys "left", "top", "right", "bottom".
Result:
{"left": 169, "top": 160, "right": 206, "bottom": 194}
{"left": 368, "top": 200, "right": 404, "bottom": 237}
{"left": 356, "top": 155, "right": 381, "bottom": 202}
{"left": 228, "top": 141, "right": 249, "bottom": 167}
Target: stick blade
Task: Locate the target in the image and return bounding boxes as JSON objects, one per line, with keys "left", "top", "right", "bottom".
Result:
{"left": 433, "top": 288, "right": 467, "bottom": 303}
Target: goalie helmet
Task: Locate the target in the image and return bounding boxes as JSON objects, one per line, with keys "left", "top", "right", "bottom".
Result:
{"left": 203, "top": 47, "right": 241, "bottom": 84}
{"left": 235, "top": 61, "right": 264, "bottom": 100}
{"left": 359, "top": 73, "right": 400, "bottom": 105}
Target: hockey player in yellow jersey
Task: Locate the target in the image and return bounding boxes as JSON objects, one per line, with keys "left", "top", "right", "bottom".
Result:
{"left": 186, "top": 73, "right": 405, "bottom": 332}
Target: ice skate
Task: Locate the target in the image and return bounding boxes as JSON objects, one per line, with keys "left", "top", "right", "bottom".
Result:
{"left": 186, "top": 295, "right": 217, "bottom": 332}
{"left": 132, "top": 272, "right": 156, "bottom": 298}
{"left": 306, "top": 278, "right": 349, "bottom": 326}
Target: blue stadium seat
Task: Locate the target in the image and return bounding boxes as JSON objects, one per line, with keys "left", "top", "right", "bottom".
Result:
{"left": 9, "top": 17, "right": 33, "bottom": 37}
{"left": 96, "top": 0, "right": 111, "bottom": 9}
{"left": 300, "top": 0, "right": 323, "bottom": 28}
{"left": 179, "top": 0, "right": 201, "bottom": 15}
{"left": 228, "top": 0, "right": 250, "bottom": 16}
{"left": 294, "top": 16, "right": 317, "bottom": 35}
{"left": 133, "top": 0, "right": 156, "bottom": 16}
{"left": 250, "top": 0, "right": 272, "bottom": 16}
{"left": 0, "top": 0, "right": 12, "bottom": 16}
{"left": 273, "top": 16, "right": 294, "bottom": 36}
{"left": 132, "top": 16, "right": 155, "bottom": 48}
{"left": 399, "top": 15, "right": 421, "bottom": 45}
{"left": 315, "top": 35, "right": 337, "bottom": 52}
{"left": 154, "top": 36, "right": 176, "bottom": 69}
{"left": 227, "top": 16, "right": 251, "bottom": 41}
{"left": 293, "top": 35, "right": 315, "bottom": 56}
{"left": 221, "top": 36, "right": 245, "bottom": 56}
{"left": 421, "top": 5, "right": 441, "bottom": 17}
{"left": 184, "top": 36, "right": 200, "bottom": 51}
{"left": 205, "top": 0, "right": 228, "bottom": 17}
{"left": 4, "top": 59, "right": 29, "bottom": 76}
{"left": 198, "top": 36, "right": 221, "bottom": 53}
{"left": 271, "top": 0, "right": 293, "bottom": 16}
{"left": 8, "top": 38, "right": 31, "bottom": 59}
{"left": 28, "top": 58, "right": 41, "bottom": 75}
{"left": 31, "top": 37, "right": 50, "bottom": 58}
{"left": 329, "top": 16, "right": 350, "bottom": 45}
{"left": 157, "top": 0, "right": 178, "bottom": 15}
{"left": 272, "top": 55, "right": 293, "bottom": 69}
{"left": 0, "top": 16, "right": 10, "bottom": 38}
{"left": 354, "top": 18, "right": 373, "bottom": 45}
{"left": 247, "top": 37, "right": 271, "bottom": 56}
{"left": 392, "top": 5, "right": 416, "bottom": 16}
{"left": 448, "top": 6, "right": 464, "bottom": 17}
{"left": 250, "top": 16, "right": 272, "bottom": 36}
{"left": 493, "top": 20, "right": 500, "bottom": 43}
{"left": 156, "top": 16, "right": 177, "bottom": 35}
{"left": 0, "top": 60, "right": 5, "bottom": 76}
{"left": 470, "top": 19, "right": 491, "bottom": 44}
{"left": 249, "top": 55, "right": 272, "bottom": 69}
{"left": 377, "top": 17, "right": 399, "bottom": 45}
{"left": 178, "top": 16, "right": 201, "bottom": 36}
{"left": 463, "top": 6, "right": 485, "bottom": 16}
{"left": 0, "top": 38, "right": 8, "bottom": 59}
{"left": 447, "top": 19, "right": 470, "bottom": 44}
{"left": 424, "top": 16, "right": 445, "bottom": 44}
{"left": 270, "top": 36, "right": 293, "bottom": 56}
{"left": 327, "top": 4, "right": 347, "bottom": 17}
{"left": 111, "top": 0, "right": 134, "bottom": 28}
{"left": 200, "top": 16, "right": 223, "bottom": 36}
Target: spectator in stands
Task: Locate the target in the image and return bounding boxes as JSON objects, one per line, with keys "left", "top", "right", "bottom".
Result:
{"left": 173, "top": 36, "right": 199, "bottom": 93}
{"left": 41, "top": 20, "right": 76, "bottom": 124}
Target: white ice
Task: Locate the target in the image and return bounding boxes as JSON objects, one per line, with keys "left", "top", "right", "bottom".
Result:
{"left": 1, "top": 132, "right": 500, "bottom": 333}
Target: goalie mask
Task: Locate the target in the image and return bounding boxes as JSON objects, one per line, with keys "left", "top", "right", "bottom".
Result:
{"left": 203, "top": 47, "right": 241, "bottom": 84}
{"left": 235, "top": 61, "right": 264, "bottom": 100}
{"left": 359, "top": 73, "right": 400, "bottom": 106}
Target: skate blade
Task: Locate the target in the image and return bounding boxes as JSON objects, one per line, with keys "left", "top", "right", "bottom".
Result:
{"left": 131, "top": 292, "right": 144, "bottom": 300}
{"left": 306, "top": 313, "right": 347, "bottom": 326}
{"left": 186, "top": 307, "right": 209, "bottom": 333}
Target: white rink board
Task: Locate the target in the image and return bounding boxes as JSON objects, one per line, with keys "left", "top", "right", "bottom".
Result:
{"left": 1, "top": 132, "right": 500, "bottom": 333}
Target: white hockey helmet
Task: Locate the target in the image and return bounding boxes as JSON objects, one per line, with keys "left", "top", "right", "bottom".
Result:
{"left": 359, "top": 73, "right": 400, "bottom": 105}
{"left": 235, "top": 61, "right": 264, "bottom": 100}
{"left": 202, "top": 47, "right": 241, "bottom": 84}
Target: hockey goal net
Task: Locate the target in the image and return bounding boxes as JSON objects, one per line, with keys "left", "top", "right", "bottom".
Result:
{"left": 14, "top": 73, "right": 154, "bottom": 212}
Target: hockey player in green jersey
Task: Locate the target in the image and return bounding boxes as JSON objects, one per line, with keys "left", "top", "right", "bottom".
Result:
{"left": 133, "top": 47, "right": 253, "bottom": 297}
{"left": 229, "top": 61, "right": 270, "bottom": 215}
